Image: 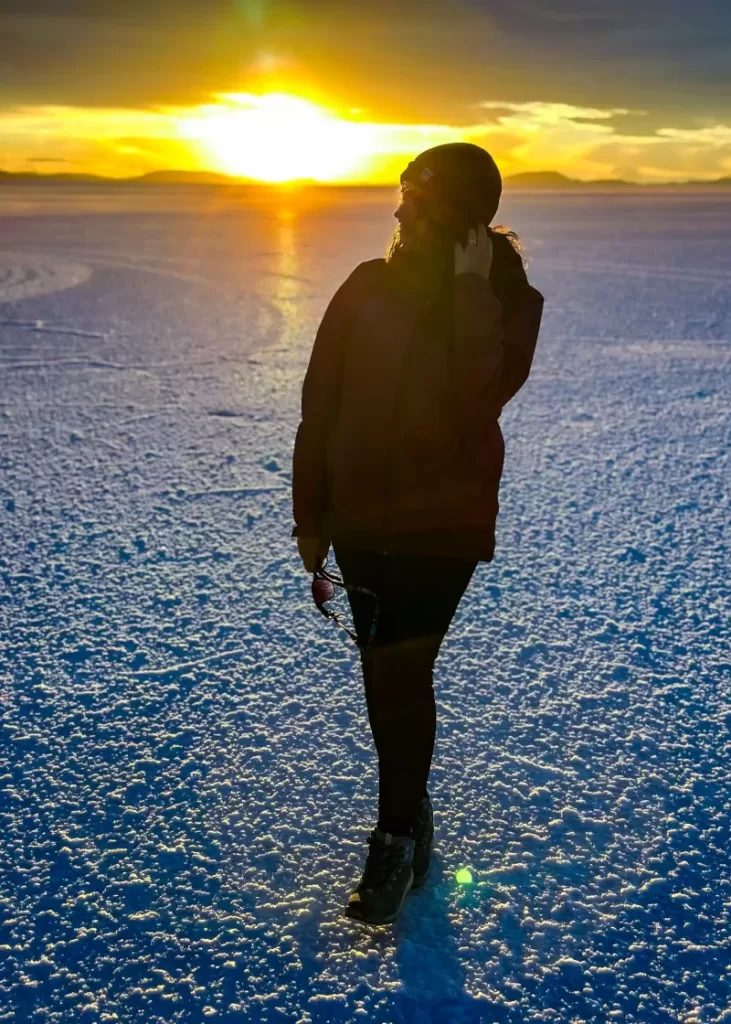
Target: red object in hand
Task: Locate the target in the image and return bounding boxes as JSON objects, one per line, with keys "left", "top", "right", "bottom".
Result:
{"left": 312, "top": 574, "right": 335, "bottom": 607}
{"left": 311, "top": 567, "right": 380, "bottom": 651}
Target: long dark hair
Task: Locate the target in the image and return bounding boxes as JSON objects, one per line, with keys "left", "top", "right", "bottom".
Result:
{"left": 386, "top": 184, "right": 529, "bottom": 318}
{"left": 487, "top": 226, "right": 530, "bottom": 317}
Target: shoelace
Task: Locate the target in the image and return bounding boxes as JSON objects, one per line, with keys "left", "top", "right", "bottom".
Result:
{"left": 362, "top": 833, "right": 410, "bottom": 889}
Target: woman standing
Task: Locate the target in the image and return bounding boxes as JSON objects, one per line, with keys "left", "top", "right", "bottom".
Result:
{"left": 292, "top": 143, "right": 544, "bottom": 924}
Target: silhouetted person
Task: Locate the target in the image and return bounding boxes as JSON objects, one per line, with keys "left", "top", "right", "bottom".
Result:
{"left": 292, "top": 143, "right": 544, "bottom": 924}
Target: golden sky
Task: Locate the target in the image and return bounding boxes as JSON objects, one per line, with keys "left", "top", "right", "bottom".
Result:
{"left": 1, "top": 1, "right": 730, "bottom": 184}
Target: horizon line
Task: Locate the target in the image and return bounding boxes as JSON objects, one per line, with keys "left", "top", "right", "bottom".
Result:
{"left": 1, "top": 167, "right": 731, "bottom": 188}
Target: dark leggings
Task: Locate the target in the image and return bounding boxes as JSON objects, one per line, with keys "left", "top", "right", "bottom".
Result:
{"left": 332, "top": 542, "right": 478, "bottom": 838}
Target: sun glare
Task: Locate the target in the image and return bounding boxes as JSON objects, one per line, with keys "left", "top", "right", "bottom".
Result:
{"left": 178, "top": 92, "right": 375, "bottom": 183}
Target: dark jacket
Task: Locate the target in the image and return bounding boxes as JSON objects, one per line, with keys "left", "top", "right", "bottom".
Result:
{"left": 291, "top": 257, "right": 544, "bottom": 562}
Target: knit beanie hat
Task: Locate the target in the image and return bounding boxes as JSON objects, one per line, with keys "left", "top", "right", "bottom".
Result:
{"left": 400, "top": 143, "right": 503, "bottom": 239}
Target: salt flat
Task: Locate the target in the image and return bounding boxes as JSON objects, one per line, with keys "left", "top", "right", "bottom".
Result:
{"left": 0, "top": 187, "right": 729, "bottom": 1022}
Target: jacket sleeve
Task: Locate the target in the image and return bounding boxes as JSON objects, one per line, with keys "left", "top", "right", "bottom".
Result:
{"left": 291, "top": 265, "right": 363, "bottom": 540}
{"left": 452, "top": 273, "right": 544, "bottom": 427}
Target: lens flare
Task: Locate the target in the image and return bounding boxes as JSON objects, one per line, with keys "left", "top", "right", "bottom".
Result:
{"left": 455, "top": 867, "right": 473, "bottom": 884}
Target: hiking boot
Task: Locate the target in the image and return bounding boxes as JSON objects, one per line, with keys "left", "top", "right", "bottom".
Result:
{"left": 411, "top": 794, "right": 434, "bottom": 888}
{"left": 345, "top": 826, "right": 415, "bottom": 925}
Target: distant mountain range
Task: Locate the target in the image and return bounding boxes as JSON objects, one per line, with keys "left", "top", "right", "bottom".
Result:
{"left": 503, "top": 170, "right": 731, "bottom": 188}
{"left": 1, "top": 168, "right": 730, "bottom": 189}
{"left": 0, "top": 169, "right": 249, "bottom": 186}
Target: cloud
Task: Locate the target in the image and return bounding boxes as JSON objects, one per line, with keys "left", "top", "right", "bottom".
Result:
{"left": 1, "top": 96, "right": 730, "bottom": 183}
{"left": 477, "top": 101, "right": 642, "bottom": 125}
{"left": 0, "top": 104, "right": 199, "bottom": 178}
{"left": 0, "top": 0, "right": 716, "bottom": 131}
{"left": 466, "top": 101, "right": 731, "bottom": 181}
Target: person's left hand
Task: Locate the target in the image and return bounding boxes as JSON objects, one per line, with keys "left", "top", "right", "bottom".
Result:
{"left": 454, "top": 222, "right": 493, "bottom": 280}
{"left": 297, "top": 535, "right": 330, "bottom": 573}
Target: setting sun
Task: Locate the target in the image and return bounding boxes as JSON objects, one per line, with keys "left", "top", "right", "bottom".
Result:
{"left": 178, "top": 92, "right": 376, "bottom": 183}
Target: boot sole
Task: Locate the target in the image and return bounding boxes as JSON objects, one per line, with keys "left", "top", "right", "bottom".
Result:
{"left": 344, "top": 873, "right": 414, "bottom": 925}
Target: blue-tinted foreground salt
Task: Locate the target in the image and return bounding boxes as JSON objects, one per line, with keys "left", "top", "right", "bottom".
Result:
{"left": 0, "top": 185, "right": 728, "bottom": 1023}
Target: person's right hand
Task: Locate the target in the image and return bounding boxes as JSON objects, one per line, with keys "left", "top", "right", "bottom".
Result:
{"left": 454, "top": 222, "right": 493, "bottom": 280}
{"left": 297, "top": 535, "right": 330, "bottom": 574}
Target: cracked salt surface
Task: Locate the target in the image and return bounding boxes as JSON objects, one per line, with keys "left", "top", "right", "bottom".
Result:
{"left": 0, "top": 252, "right": 92, "bottom": 303}
{"left": 0, "top": 188, "right": 729, "bottom": 1022}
